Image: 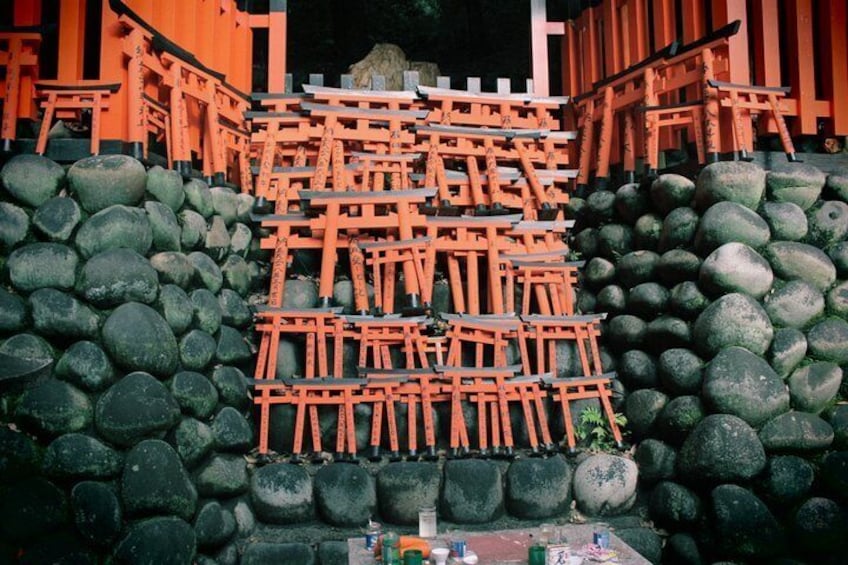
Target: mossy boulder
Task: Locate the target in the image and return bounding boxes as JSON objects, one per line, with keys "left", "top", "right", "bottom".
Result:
{"left": 68, "top": 154, "right": 146, "bottom": 213}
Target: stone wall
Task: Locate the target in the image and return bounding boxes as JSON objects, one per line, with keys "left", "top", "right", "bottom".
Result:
{"left": 571, "top": 162, "right": 848, "bottom": 564}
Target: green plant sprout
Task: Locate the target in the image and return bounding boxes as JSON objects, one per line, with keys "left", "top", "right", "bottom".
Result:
{"left": 574, "top": 405, "right": 628, "bottom": 452}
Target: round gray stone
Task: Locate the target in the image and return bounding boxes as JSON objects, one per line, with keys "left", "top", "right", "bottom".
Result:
{"left": 318, "top": 541, "right": 349, "bottom": 565}
{"left": 194, "top": 501, "right": 235, "bottom": 549}
{"left": 615, "top": 182, "right": 650, "bottom": 223}
{"left": 584, "top": 189, "right": 616, "bottom": 224}
{"left": 32, "top": 196, "right": 81, "bottom": 243}
{"left": 651, "top": 174, "right": 695, "bottom": 214}
{"left": 68, "top": 155, "right": 146, "bottom": 213}
{"left": 615, "top": 528, "right": 663, "bottom": 565}
{"left": 649, "top": 480, "right": 702, "bottom": 528}
{"left": 146, "top": 200, "right": 181, "bottom": 252}
{"left": 241, "top": 543, "right": 313, "bottom": 565}
{"left": 77, "top": 248, "right": 159, "bottom": 307}
{"left": 157, "top": 284, "right": 194, "bottom": 335}
{"left": 170, "top": 371, "right": 218, "bottom": 419}
{"left": 596, "top": 284, "right": 627, "bottom": 315}
{"left": 692, "top": 293, "right": 773, "bottom": 357}
{"left": 759, "top": 455, "right": 815, "bottom": 506}
{"left": 678, "top": 414, "right": 766, "bottom": 482}
{"left": 250, "top": 463, "right": 314, "bottom": 524}
{"left": 441, "top": 459, "right": 503, "bottom": 524}
{"left": 1, "top": 154, "right": 65, "bottom": 207}
{"left": 216, "top": 325, "right": 251, "bottom": 365}
{"left": 765, "top": 241, "right": 837, "bottom": 291}
{"left": 624, "top": 389, "right": 668, "bottom": 439}
{"left": 658, "top": 348, "right": 703, "bottom": 396}
{"left": 145, "top": 166, "right": 185, "bottom": 212}
{"left": 710, "top": 484, "right": 784, "bottom": 559}
{"left": 759, "top": 411, "right": 834, "bottom": 452}
{"left": 205, "top": 215, "right": 230, "bottom": 260}
{"left": 314, "top": 464, "right": 376, "bottom": 527}
{"left": 221, "top": 255, "right": 251, "bottom": 297}
{"left": 218, "top": 288, "right": 252, "bottom": 328}
{"left": 829, "top": 404, "right": 848, "bottom": 449}
{"left": 172, "top": 417, "right": 214, "bottom": 469}
{"left": 179, "top": 209, "right": 207, "bottom": 250}
{"left": 766, "top": 164, "right": 826, "bottom": 210}
{"left": 764, "top": 280, "right": 824, "bottom": 328}
{"left": 828, "top": 241, "right": 848, "bottom": 277}
{"left": 702, "top": 346, "right": 789, "bottom": 427}
{"left": 695, "top": 161, "right": 766, "bottom": 211}
{"left": 793, "top": 497, "right": 848, "bottom": 554}
{"left": 121, "top": 439, "right": 197, "bottom": 520}
{"left": 505, "top": 455, "right": 573, "bottom": 519}
{"left": 211, "top": 365, "right": 249, "bottom": 409}
{"left": 188, "top": 252, "right": 224, "bottom": 293}
{"left": 668, "top": 281, "right": 709, "bottom": 320}
{"left": 283, "top": 279, "right": 319, "bottom": 309}
{"left": 0, "top": 477, "right": 68, "bottom": 543}
{"left": 572, "top": 454, "right": 638, "bottom": 516}
{"left": 608, "top": 314, "right": 647, "bottom": 349}
{"left": 694, "top": 201, "right": 771, "bottom": 255}
{"left": 760, "top": 201, "right": 808, "bottom": 241}
{"left": 820, "top": 451, "right": 848, "bottom": 503}
{"left": 597, "top": 223, "right": 633, "bottom": 259}
{"left": 95, "top": 371, "right": 181, "bottom": 446}
{"left": 236, "top": 193, "right": 255, "bottom": 223}
{"left": 150, "top": 251, "right": 195, "bottom": 289}
{"left": 655, "top": 395, "right": 705, "bottom": 446}
{"left": 193, "top": 454, "right": 248, "bottom": 497}
{"left": 114, "top": 516, "right": 195, "bottom": 565}
{"left": 826, "top": 168, "right": 848, "bottom": 201}
{"left": 376, "top": 462, "right": 441, "bottom": 525}
{"left": 0, "top": 287, "right": 27, "bottom": 334}
{"left": 616, "top": 250, "right": 660, "bottom": 288}
{"left": 71, "top": 481, "right": 122, "bottom": 546}
{"left": 627, "top": 283, "right": 668, "bottom": 319}
{"left": 662, "top": 533, "right": 703, "bottom": 565}
{"left": 646, "top": 316, "right": 692, "bottom": 354}
{"left": 633, "top": 213, "right": 663, "bottom": 251}
{"left": 229, "top": 222, "right": 252, "bottom": 257}
{"left": 184, "top": 178, "right": 213, "bottom": 217}
{"left": 8, "top": 242, "right": 78, "bottom": 292}
{"left": 75, "top": 204, "right": 152, "bottom": 259}
{"left": 15, "top": 378, "right": 92, "bottom": 436}
{"left": 210, "top": 186, "right": 239, "bottom": 225}
{"left": 0, "top": 201, "right": 29, "bottom": 249}
{"left": 806, "top": 200, "right": 848, "bottom": 246}
{"left": 659, "top": 207, "right": 699, "bottom": 251}
{"left": 584, "top": 257, "right": 616, "bottom": 289}
{"left": 179, "top": 329, "right": 216, "bottom": 370}
{"left": 768, "top": 327, "right": 807, "bottom": 378}
{"left": 826, "top": 279, "right": 848, "bottom": 318}
{"left": 43, "top": 433, "right": 122, "bottom": 479}
{"left": 30, "top": 288, "right": 99, "bottom": 339}
{"left": 634, "top": 438, "right": 676, "bottom": 483}
{"left": 572, "top": 227, "right": 598, "bottom": 257}
{"left": 0, "top": 448, "right": 39, "bottom": 510}
{"left": 806, "top": 317, "right": 848, "bottom": 363}
{"left": 0, "top": 332, "right": 54, "bottom": 363}
{"left": 699, "top": 242, "right": 773, "bottom": 298}
{"left": 656, "top": 249, "right": 701, "bottom": 286}
{"left": 788, "top": 362, "right": 842, "bottom": 414}
{"left": 102, "top": 302, "right": 179, "bottom": 376}
{"left": 617, "top": 349, "right": 658, "bottom": 390}
{"left": 212, "top": 406, "right": 252, "bottom": 452}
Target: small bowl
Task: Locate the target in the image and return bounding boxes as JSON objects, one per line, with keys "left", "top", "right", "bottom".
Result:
{"left": 430, "top": 547, "right": 450, "bottom": 565}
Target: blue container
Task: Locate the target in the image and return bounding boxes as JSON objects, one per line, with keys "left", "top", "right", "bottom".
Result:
{"left": 450, "top": 539, "right": 467, "bottom": 558}
{"left": 593, "top": 529, "right": 610, "bottom": 549}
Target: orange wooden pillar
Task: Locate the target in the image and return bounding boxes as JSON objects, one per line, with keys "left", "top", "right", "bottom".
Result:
{"left": 97, "top": 0, "right": 128, "bottom": 148}
{"left": 751, "top": 0, "right": 782, "bottom": 134}
{"left": 12, "top": 0, "right": 42, "bottom": 128}
{"left": 530, "top": 0, "right": 550, "bottom": 96}
{"left": 819, "top": 0, "right": 848, "bottom": 135}
{"left": 712, "top": 0, "right": 753, "bottom": 152}
{"left": 268, "top": 1, "right": 287, "bottom": 93}
{"left": 57, "top": 0, "right": 86, "bottom": 82}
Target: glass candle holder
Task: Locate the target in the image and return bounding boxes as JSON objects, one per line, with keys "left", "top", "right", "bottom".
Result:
{"left": 418, "top": 506, "right": 437, "bottom": 538}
